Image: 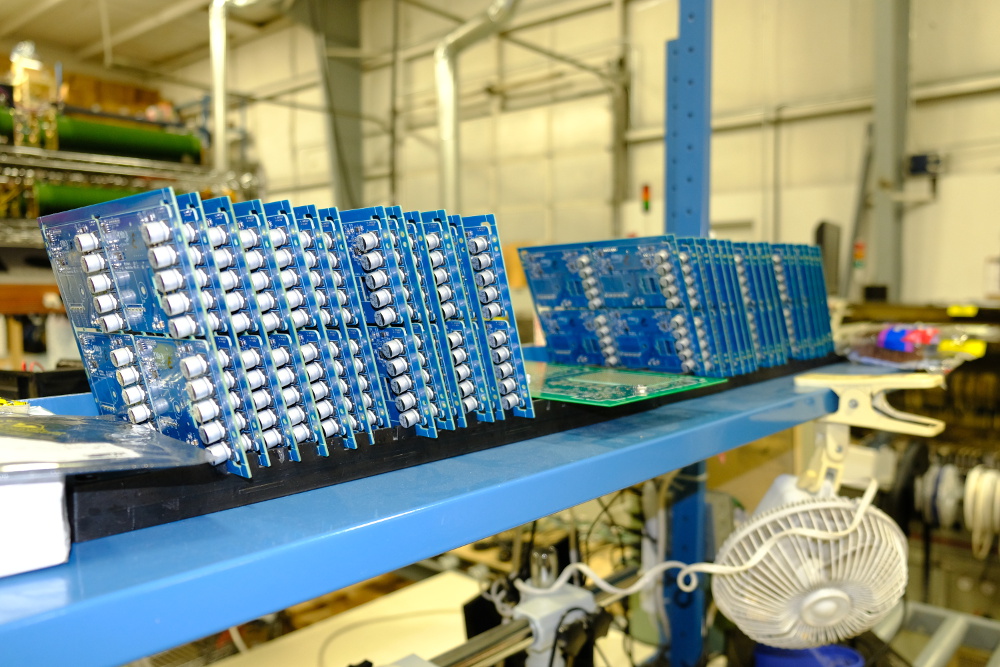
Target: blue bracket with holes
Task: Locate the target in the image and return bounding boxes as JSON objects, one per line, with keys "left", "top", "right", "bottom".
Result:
{"left": 665, "top": 0, "right": 712, "bottom": 238}
{"left": 665, "top": 0, "right": 712, "bottom": 663}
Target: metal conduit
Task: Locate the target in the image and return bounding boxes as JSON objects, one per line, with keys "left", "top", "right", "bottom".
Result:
{"left": 209, "top": 0, "right": 229, "bottom": 175}
{"left": 435, "top": 0, "right": 522, "bottom": 213}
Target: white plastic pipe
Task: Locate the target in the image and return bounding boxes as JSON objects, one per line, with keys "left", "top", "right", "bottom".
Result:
{"left": 435, "top": 0, "right": 522, "bottom": 213}
{"left": 210, "top": 0, "right": 229, "bottom": 175}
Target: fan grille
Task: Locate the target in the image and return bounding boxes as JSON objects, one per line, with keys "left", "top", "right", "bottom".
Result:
{"left": 711, "top": 495, "right": 907, "bottom": 649}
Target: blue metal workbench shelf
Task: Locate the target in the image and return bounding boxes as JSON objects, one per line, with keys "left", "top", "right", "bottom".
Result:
{"left": 0, "top": 362, "right": 855, "bottom": 667}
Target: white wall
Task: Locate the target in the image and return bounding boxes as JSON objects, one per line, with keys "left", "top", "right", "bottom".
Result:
{"left": 157, "top": 0, "right": 1000, "bottom": 304}
{"left": 357, "top": 0, "right": 1000, "bottom": 304}
{"left": 160, "top": 23, "right": 337, "bottom": 208}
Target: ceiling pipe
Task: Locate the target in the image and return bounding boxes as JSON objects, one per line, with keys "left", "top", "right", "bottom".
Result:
{"left": 435, "top": 0, "right": 522, "bottom": 213}
{"left": 209, "top": 0, "right": 230, "bottom": 175}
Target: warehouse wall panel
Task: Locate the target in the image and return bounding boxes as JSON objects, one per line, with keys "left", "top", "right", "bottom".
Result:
{"left": 151, "top": 0, "right": 1000, "bottom": 303}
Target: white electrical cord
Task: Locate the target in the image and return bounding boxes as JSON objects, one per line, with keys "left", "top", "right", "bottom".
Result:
{"left": 228, "top": 626, "right": 249, "bottom": 654}
{"left": 515, "top": 478, "right": 880, "bottom": 599}
{"left": 482, "top": 577, "right": 516, "bottom": 618}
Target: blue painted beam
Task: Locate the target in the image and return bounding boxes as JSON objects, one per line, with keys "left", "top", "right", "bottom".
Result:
{"left": 665, "top": 0, "right": 712, "bottom": 237}
{"left": 667, "top": 461, "right": 708, "bottom": 666}
{"left": 0, "top": 365, "right": 842, "bottom": 667}
{"left": 665, "top": 0, "right": 713, "bottom": 657}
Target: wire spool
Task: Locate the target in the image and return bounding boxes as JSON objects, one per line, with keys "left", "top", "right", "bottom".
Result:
{"left": 965, "top": 465, "right": 983, "bottom": 528}
{"left": 936, "top": 464, "right": 961, "bottom": 529}
{"left": 993, "top": 471, "right": 1000, "bottom": 539}
{"left": 916, "top": 461, "right": 964, "bottom": 530}
{"left": 965, "top": 465, "right": 997, "bottom": 560}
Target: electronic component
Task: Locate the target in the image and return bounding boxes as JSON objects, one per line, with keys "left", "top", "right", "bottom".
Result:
{"left": 318, "top": 206, "right": 388, "bottom": 439}
{"left": 40, "top": 189, "right": 249, "bottom": 475}
{"left": 263, "top": 201, "right": 356, "bottom": 453}
{"left": 452, "top": 214, "right": 534, "bottom": 418}
{"left": 40, "top": 189, "right": 534, "bottom": 478}
{"left": 339, "top": 206, "right": 437, "bottom": 437}
{"left": 522, "top": 236, "right": 833, "bottom": 378}
{"left": 418, "top": 210, "right": 496, "bottom": 424}
{"left": 525, "top": 361, "right": 725, "bottom": 407}
{"left": 385, "top": 206, "right": 454, "bottom": 431}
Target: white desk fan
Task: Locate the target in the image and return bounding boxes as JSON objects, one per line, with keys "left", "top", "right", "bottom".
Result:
{"left": 709, "top": 474, "right": 908, "bottom": 648}
{"left": 708, "top": 373, "right": 943, "bottom": 648}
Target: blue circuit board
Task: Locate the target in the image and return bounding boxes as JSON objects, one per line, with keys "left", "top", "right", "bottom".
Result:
{"left": 418, "top": 210, "right": 495, "bottom": 424}
{"left": 402, "top": 213, "right": 464, "bottom": 428}
{"left": 452, "top": 214, "right": 534, "bottom": 419}
{"left": 318, "top": 207, "right": 388, "bottom": 437}
{"left": 385, "top": 206, "right": 455, "bottom": 432}
{"left": 522, "top": 235, "right": 834, "bottom": 379}
{"left": 293, "top": 204, "right": 371, "bottom": 445}
{"left": 176, "top": 193, "right": 261, "bottom": 474}
{"left": 41, "top": 190, "right": 535, "bottom": 478}
{"left": 339, "top": 206, "right": 436, "bottom": 437}
{"left": 40, "top": 189, "right": 251, "bottom": 476}
{"left": 264, "top": 201, "right": 355, "bottom": 453}
{"left": 202, "top": 195, "right": 296, "bottom": 466}
{"left": 519, "top": 244, "right": 593, "bottom": 310}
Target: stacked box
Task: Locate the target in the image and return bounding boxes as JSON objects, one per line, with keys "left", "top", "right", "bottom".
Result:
{"left": 522, "top": 236, "right": 833, "bottom": 378}
{"left": 39, "top": 189, "right": 534, "bottom": 479}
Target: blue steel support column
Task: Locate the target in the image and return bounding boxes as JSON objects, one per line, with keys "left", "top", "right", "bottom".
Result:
{"left": 664, "top": 4, "right": 711, "bottom": 660}
{"left": 666, "top": 461, "right": 707, "bottom": 666}
{"left": 665, "top": 0, "right": 712, "bottom": 238}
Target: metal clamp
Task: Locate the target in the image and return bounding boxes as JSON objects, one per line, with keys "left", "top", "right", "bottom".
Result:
{"left": 794, "top": 373, "right": 946, "bottom": 493}
{"left": 513, "top": 584, "right": 596, "bottom": 667}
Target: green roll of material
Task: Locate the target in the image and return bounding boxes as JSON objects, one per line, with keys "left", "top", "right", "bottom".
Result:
{"left": 0, "top": 107, "right": 202, "bottom": 163}
{"left": 0, "top": 107, "right": 11, "bottom": 137}
{"left": 34, "top": 183, "right": 143, "bottom": 216}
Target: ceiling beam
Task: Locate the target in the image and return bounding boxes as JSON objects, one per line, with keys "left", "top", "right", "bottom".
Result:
{"left": 226, "top": 12, "right": 265, "bottom": 36}
{"left": 77, "top": 0, "right": 209, "bottom": 60}
{"left": 153, "top": 15, "right": 292, "bottom": 71}
{"left": 0, "top": 0, "right": 71, "bottom": 38}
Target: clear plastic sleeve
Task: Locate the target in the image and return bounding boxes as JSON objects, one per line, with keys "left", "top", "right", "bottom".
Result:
{"left": 0, "top": 414, "right": 211, "bottom": 481}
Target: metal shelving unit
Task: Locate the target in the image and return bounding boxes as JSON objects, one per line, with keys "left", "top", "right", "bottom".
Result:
{"left": 0, "top": 362, "right": 850, "bottom": 667}
{"left": 0, "top": 3, "right": 843, "bottom": 665}
{"left": 0, "top": 144, "right": 232, "bottom": 248}
{"left": 0, "top": 218, "right": 44, "bottom": 247}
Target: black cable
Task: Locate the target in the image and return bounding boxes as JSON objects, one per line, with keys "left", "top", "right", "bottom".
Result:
{"left": 547, "top": 607, "right": 590, "bottom": 667}
{"left": 594, "top": 642, "right": 613, "bottom": 667}
{"left": 595, "top": 496, "right": 629, "bottom": 568}
{"left": 520, "top": 520, "right": 538, "bottom": 580}
{"left": 582, "top": 490, "right": 625, "bottom": 564}
{"left": 617, "top": 598, "right": 637, "bottom": 667}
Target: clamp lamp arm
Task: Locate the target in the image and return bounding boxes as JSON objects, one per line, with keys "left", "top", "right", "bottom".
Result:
{"left": 793, "top": 373, "right": 946, "bottom": 493}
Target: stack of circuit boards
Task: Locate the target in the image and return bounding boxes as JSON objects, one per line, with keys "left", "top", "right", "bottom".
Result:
{"left": 39, "top": 189, "right": 533, "bottom": 478}
{"left": 520, "top": 237, "right": 834, "bottom": 378}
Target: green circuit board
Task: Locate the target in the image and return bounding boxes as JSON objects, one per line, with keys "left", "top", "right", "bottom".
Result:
{"left": 524, "top": 361, "right": 726, "bottom": 407}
